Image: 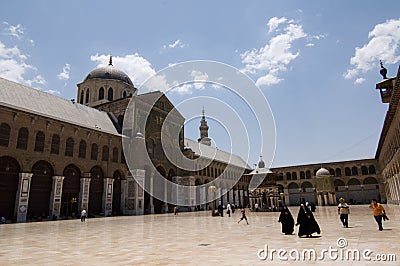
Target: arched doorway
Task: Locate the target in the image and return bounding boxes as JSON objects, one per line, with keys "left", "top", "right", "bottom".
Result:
{"left": 0, "top": 156, "right": 20, "bottom": 220}
{"left": 153, "top": 166, "right": 166, "bottom": 214}
{"left": 61, "top": 164, "right": 81, "bottom": 219}
{"left": 287, "top": 182, "right": 300, "bottom": 206}
{"left": 29, "top": 161, "right": 54, "bottom": 221}
{"left": 300, "top": 181, "right": 316, "bottom": 205}
{"left": 112, "top": 170, "right": 124, "bottom": 216}
{"left": 363, "top": 177, "right": 380, "bottom": 203}
{"left": 89, "top": 166, "right": 104, "bottom": 216}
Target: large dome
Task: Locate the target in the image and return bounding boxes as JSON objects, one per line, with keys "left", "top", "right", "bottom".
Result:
{"left": 84, "top": 58, "right": 133, "bottom": 86}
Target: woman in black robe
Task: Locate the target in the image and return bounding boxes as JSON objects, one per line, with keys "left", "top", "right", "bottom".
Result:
{"left": 296, "top": 204, "right": 321, "bottom": 238}
{"left": 278, "top": 205, "right": 294, "bottom": 235}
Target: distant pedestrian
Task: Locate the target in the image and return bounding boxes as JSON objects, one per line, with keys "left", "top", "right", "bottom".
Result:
{"left": 226, "top": 202, "right": 232, "bottom": 217}
{"left": 218, "top": 203, "right": 224, "bottom": 217}
{"left": 231, "top": 204, "right": 236, "bottom": 214}
{"left": 80, "top": 209, "right": 87, "bottom": 222}
{"left": 238, "top": 208, "right": 249, "bottom": 224}
{"left": 278, "top": 205, "right": 294, "bottom": 235}
{"left": 296, "top": 204, "right": 320, "bottom": 237}
{"left": 174, "top": 206, "right": 178, "bottom": 215}
{"left": 338, "top": 198, "right": 350, "bottom": 228}
{"left": 255, "top": 202, "right": 259, "bottom": 212}
{"left": 369, "top": 199, "right": 386, "bottom": 231}
{"left": 0, "top": 216, "right": 5, "bottom": 224}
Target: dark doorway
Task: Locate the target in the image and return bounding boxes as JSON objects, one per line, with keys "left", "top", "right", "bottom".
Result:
{"left": 0, "top": 156, "right": 20, "bottom": 220}
{"left": 112, "top": 171, "right": 123, "bottom": 216}
{"left": 29, "top": 161, "right": 53, "bottom": 220}
{"left": 88, "top": 166, "right": 104, "bottom": 216}
{"left": 61, "top": 165, "right": 80, "bottom": 219}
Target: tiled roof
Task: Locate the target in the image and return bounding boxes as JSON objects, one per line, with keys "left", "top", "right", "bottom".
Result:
{"left": 0, "top": 78, "right": 120, "bottom": 136}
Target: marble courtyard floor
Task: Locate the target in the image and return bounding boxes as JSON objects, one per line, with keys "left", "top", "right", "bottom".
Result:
{"left": 0, "top": 205, "right": 399, "bottom": 265}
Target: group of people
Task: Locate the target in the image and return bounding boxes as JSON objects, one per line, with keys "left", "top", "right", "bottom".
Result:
{"left": 278, "top": 198, "right": 389, "bottom": 237}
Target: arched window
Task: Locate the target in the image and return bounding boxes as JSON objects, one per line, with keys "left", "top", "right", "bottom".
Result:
{"left": 291, "top": 172, "right": 297, "bottom": 180}
{"left": 351, "top": 166, "right": 358, "bottom": 176}
{"left": 112, "top": 147, "right": 118, "bottom": 162}
{"left": 108, "top": 87, "right": 113, "bottom": 101}
{"left": 78, "top": 140, "right": 86, "bottom": 158}
{"left": 80, "top": 90, "right": 84, "bottom": 104}
{"left": 34, "top": 131, "right": 45, "bottom": 152}
{"left": 286, "top": 172, "right": 291, "bottom": 181}
{"left": 123, "top": 91, "right": 127, "bottom": 98}
{"left": 102, "top": 145, "right": 109, "bottom": 161}
{"left": 50, "top": 134, "right": 60, "bottom": 154}
{"left": 345, "top": 167, "right": 351, "bottom": 176}
{"left": 118, "top": 115, "right": 124, "bottom": 128}
{"left": 65, "top": 137, "right": 74, "bottom": 157}
{"left": 16, "top": 127, "right": 29, "bottom": 150}
{"left": 277, "top": 174, "right": 283, "bottom": 181}
{"left": 98, "top": 87, "right": 105, "bottom": 100}
{"left": 369, "top": 165, "right": 376, "bottom": 174}
{"left": 91, "top": 143, "right": 98, "bottom": 160}
{"left": 335, "top": 168, "right": 342, "bottom": 177}
{"left": 329, "top": 168, "right": 335, "bottom": 176}
{"left": 306, "top": 170, "right": 311, "bottom": 179}
{"left": 300, "top": 171, "right": 305, "bottom": 179}
{"left": 361, "top": 166, "right": 368, "bottom": 175}
{"left": 85, "top": 89, "right": 89, "bottom": 104}
{"left": 0, "top": 123, "right": 11, "bottom": 147}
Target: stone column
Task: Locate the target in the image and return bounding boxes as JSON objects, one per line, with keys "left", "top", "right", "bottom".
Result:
{"left": 163, "top": 180, "right": 168, "bottom": 213}
{"left": 79, "top": 174, "right": 91, "bottom": 213}
{"left": 234, "top": 189, "right": 239, "bottom": 206}
{"left": 200, "top": 186, "right": 206, "bottom": 210}
{"left": 317, "top": 192, "right": 323, "bottom": 206}
{"left": 323, "top": 192, "right": 329, "bottom": 206}
{"left": 133, "top": 169, "right": 145, "bottom": 215}
{"left": 49, "top": 175, "right": 65, "bottom": 219}
{"left": 149, "top": 171, "right": 154, "bottom": 214}
{"left": 15, "top": 173, "right": 33, "bottom": 222}
{"left": 222, "top": 188, "right": 228, "bottom": 206}
{"left": 103, "top": 177, "right": 114, "bottom": 216}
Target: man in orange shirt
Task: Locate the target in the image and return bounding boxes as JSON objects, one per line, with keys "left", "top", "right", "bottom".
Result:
{"left": 369, "top": 199, "right": 385, "bottom": 231}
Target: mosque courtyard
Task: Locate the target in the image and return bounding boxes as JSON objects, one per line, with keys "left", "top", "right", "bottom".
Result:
{"left": 0, "top": 205, "right": 399, "bottom": 265}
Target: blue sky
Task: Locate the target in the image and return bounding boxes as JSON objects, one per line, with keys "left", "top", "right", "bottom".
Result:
{"left": 1, "top": 1, "right": 400, "bottom": 168}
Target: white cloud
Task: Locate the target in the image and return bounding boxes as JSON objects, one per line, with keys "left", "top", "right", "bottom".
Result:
{"left": 354, "top": 78, "right": 366, "bottom": 84}
{"left": 306, "top": 43, "right": 315, "bottom": 47}
{"left": 57, "top": 63, "right": 71, "bottom": 80}
{"left": 190, "top": 70, "right": 209, "bottom": 90}
{"left": 241, "top": 18, "right": 308, "bottom": 87}
{"left": 45, "top": 89, "right": 61, "bottom": 95}
{"left": 90, "top": 53, "right": 169, "bottom": 92}
{"left": 0, "top": 41, "right": 46, "bottom": 87}
{"left": 162, "top": 39, "right": 187, "bottom": 50}
{"left": 3, "top": 22, "right": 25, "bottom": 39}
{"left": 267, "top": 17, "right": 287, "bottom": 33}
{"left": 344, "top": 19, "right": 400, "bottom": 80}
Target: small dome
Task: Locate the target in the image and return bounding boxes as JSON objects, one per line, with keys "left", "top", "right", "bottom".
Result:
{"left": 84, "top": 59, "right": 133, "bottom": 85}
{"left": 183, "top": 146, "right": 193, "bottom": 152}
{"left": 316, "top": 168, "right": 330, "bottom": 177}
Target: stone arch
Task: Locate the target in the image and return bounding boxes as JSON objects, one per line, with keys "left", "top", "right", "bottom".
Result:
{"left": 363, "top": 176, "right": 378, "bottom": 184}
{"left": 108, "top": 87, "right": 113, "bottom": 101}
{"left": 301, "top": 181, "right": 313, "bottom": 189}
{"left": 89, "top": 166, "right": 104, "bottom": 216}
{"left": 61, "top": 164, "right": 81, "bottom": 218}
{"left": 29, "top": 160, "right": 54, "bottom": 219}
{"left": 112, "top": 170, "right": 124, "bottom": 216}
{"left": 368, "top": 165, "right": 376, "bottom": 174}
{"left": 288, "top": 182, "right": 299, "bottom": 189}
{"left": 348, "top": 178, "right": 361, "bottom": 186}
{"left": 98, "top": 87, "right": 105, "bottom": 100}
{"left": 335, "top": 168, "right": 342, "bottom": 177}
{"left": 334, "top": 179, "right": 345, "bottom": 187}
{"left": 0, "top": 156, "right": 21, "bottom": 219}
{"left": 0, "top": 123, "right": 11, "bottom": 147}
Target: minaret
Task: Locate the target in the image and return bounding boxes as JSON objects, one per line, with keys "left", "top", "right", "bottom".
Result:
{"left": 198, "top": 108, "right": 211, "bottom": 146}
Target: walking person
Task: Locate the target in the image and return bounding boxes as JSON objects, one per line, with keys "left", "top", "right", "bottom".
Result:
{"left": 238, "top": 208, "right": 249, "bottom": 224}
{"left": 254, "top": 202, "right": 259, "bottom": 212}
{"left": 226, "top": 202, "right": 232, "bottom": 217}
{"left": 338, "top": 198, "right": 350, "bottom": 228}
{"left": 296, "top": 204, "right": 320, "bottom": 238}
{"left": 369, "top": 199, "right": 386, "bottom": 231}
{"left": 80, "top": 209, "right": 87, "bottom": 223}
{"left": 278, "top": 205, "right": 294, "bottom": 235}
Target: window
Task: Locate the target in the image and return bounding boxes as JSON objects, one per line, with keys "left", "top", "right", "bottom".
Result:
{"left": 98, "top": 87, "right": 105, "bottom": 100}
{"left": 80, "top": 90, "right": 84, "bottom": 104}
{"left": 85, "top": 89, "right": 89, "bottom": 104}
{"left": 16, "top": 127, "right": 29, "bottom": 150}
{"left": 112, "top": 147, "right": 118, "bottom": 162}
{"left": 65, "top": 137, "right": 74, "bottom": 157}
{"left": 0, "top": 123, "right": 11, "bottom": 147}
{"left": 286, "top": 172, "right": 291, "bottom": 181}
{"left": 369, "top": 165, "right": 376, "bottom": 174}
{"left": 291, "top": 172, "right": 297, "bottom": 180}
{"left": 102, "top": 146, "right": 109, "bottom": 161}
{"left": 79, "top": 140, "right": 87, "bottom": 158}
{"left": 123, "top": 91, "right": 127, "bottom": 98}
{"left": 335, "top": 168, "right": 342, "bottom": 177}
{"left": 91, "top": 143, "right": 98, "bottom": 160}
{"left": 345, "top": 167, "right": 351, "bottom": 176}
{"left": 108, "top": 87, "right": 113, "bottom": 101}
{"left": 51, "top": 134, "right": 60, "bottom": 154}
{"left": 351, "top": 166, "right": 358, "bottom": 176}
{"left": 34, "top": 131, "right": 45, "bottom": 152}
{"left": 300, "top": 171, "right": 305, "bottom": 179}
{"left": 306, "top": 170, "right": 311, "bottom": 179}
{"left": 361, "top": 166, "right": 368, "bottom": 175}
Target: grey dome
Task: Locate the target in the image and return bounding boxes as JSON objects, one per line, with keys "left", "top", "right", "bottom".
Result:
{"left": 316, "top": 168, "right": 330, "bottom": 177}
{"left": 84, "top": 64, "right": 133, "bottom": 86}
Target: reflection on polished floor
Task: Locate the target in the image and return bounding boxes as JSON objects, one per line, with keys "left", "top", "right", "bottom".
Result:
{"left": 0, "top": 205, "right": 399, "bottom": 265}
